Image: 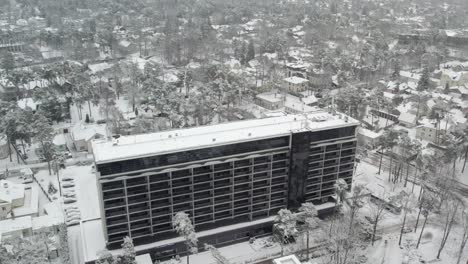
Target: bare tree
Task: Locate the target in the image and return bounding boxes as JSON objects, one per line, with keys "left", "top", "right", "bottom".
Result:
{"left": 298, "top": 203, "right": 320, "bottom": 260}
{"left": 368, "top": 195, "right": 389, "bottom": 245}
{"left": 456, "top": 209, "right": 468, "bottom": 264}
{"left": 436, "top": 196, "right": 460, "bottom": 259}
{"left": 397, "top": 191, "right": 416, "bottom": 246}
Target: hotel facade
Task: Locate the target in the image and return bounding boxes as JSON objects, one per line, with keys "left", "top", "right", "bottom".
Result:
{"left": 92, "top": 112, "right": 359, "bottom": 260}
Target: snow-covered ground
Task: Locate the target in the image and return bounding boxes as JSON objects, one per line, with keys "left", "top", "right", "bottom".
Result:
{"left": 69, "top": 97, "right": 132, "bottom": 125}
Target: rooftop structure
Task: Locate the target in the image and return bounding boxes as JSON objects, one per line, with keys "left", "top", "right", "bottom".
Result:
{"left": 93, "top": 112, "right": 358, "bottom": 164}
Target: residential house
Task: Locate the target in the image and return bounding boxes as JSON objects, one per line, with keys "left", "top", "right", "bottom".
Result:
{"left": 415, "top": 118, "right": 449, "bottom": 143}
{"left": 449, "top": 85, "right": 468, "bottom": 100}
{"left": 436, "top": 69, "right": 468, "bottom": 88}
{"left": 308, "top": 68, "right": 332, "bottom": 88}
{"left": 284, "top": 76, "right": 308, "bottom": 93}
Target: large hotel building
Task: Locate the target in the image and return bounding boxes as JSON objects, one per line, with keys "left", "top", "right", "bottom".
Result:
{"left": 92, "top": 112, "right": 359, "bottom": 260}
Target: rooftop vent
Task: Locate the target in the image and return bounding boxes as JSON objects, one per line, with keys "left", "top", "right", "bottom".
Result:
{"left": 248, "top": 133, "right": 252, "bottom": 136}
{"left": 169, "top": 134, "right": 172, "bottom": 138}
{"left": 212, "top": 138, "right": 216, "bottom": 142}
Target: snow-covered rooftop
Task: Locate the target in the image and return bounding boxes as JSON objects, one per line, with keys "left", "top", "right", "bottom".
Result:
{"left": 284, "top": 76, "right": 308, "bottom": 85}
{"left": 398, "top": 112, "right": 417, "bottom": 124}
{"left": 71, "top": 123, "right": 107, "bottom": 142}
{"left": 256, "top": 91, "right": 284, "bottom": 103}
{"left": 93, "top": 113, "right": 359, "bottom": 164}
{"left": 357, "top": 127, "right": 381, "bottom": 139}
{"left": 0, "top": 180, "right": 25, "bottom": 203}
{"left": 0, "top": 216, "right": 32, "bottom": 236}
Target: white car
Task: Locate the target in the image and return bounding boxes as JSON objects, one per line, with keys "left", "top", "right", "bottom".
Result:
{"left": 66, "top": 212, "right": 81, "bottom": 220}
{"left": 63, "top": 192, "right": 76, "bottom": 198}
{"left": 62, "top": 182, "right": 75, "bottom": 188}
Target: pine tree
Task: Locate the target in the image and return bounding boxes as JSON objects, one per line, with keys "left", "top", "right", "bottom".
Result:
{"left": 417, "top": 67, "right": 430, "bottom": 91}
{"left": 31, "top": 113, "right": 55, "bottom": 175}
{"left": 246, "top": 39, "right": 255, "bottom": 63}
{"left": 1, "top": 51, "right": 15, "bottom": 74}
{"left": 391, "top": 60, "right": 401, "bottom": 79}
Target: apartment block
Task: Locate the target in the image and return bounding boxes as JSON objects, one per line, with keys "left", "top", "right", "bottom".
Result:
{"left": 92, "top": 112, "right": 359, "bottom": 257}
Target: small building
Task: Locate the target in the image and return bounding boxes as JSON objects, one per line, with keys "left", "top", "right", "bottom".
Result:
{"left": 0, "top": 180, "right": 25, "bottom": 219}
{"left": 436, "top": 69, "right": 468, "bottom": 88}
{"left": 448, "top": 86, "right": 468, "bottom": 100}
{"left": 284, "top": 76, "right": 309, "bottom": 93}
{"left": 286, "top": 62, "right": 308, "bottom": 79}
{"left": 255, "top": 92, "right": 285, "bottom": 110}
{"left": 71, "top": 124, "right": 106, "bottom": 153}
{"left": 284, "top": 95, "right": 319, "bottom": 114}
{"left": 415, "top": 119, "right": 448, "bottom": 143}
{"left": 357, "top": 127, "right": 382, "bottom": 149}
{"left": 398, "top": 112, "right": 418, "bottom": 128}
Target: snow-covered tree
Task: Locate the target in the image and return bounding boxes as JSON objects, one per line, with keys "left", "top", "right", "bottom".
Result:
{"left": 298, "top": 203, "right": 320, "bottom": 260}
{"left": 173, "top": 212, "right": 198, "bottom": 264}
{"left": 334, "top": 178, "right": 348, "bottom": 205}
{"left": 436, "top": 196, "right": 461, "bottom": 259}
{"left": 31, "top": 113, "right": 55, "bottom": 175}
{"left": 96, "top": 249, "right": 114, "bottom": 264}
{"left": 396, "top": 191, "right": 416, "bottom": 246}
{"left": 115, "top": 236, "right": 136, "bottom": 264}
{"left": 274, "top": 209, "right": 297, "bottom": 256}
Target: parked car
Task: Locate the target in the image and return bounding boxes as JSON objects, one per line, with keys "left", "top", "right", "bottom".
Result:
{"left": 61, "top": 176, "right": 74, "bottom": 182}
{"left": 66, "top": 219, "right": 80, "bottom": 226}
{"left": 63, "top": 192, "right": 76, "bottom": 198}
{"left": 62, "top": 182, "right": 75, "bottom": 188}
{"left": 63, "top": 197, "right": 77, "bottom": 204}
